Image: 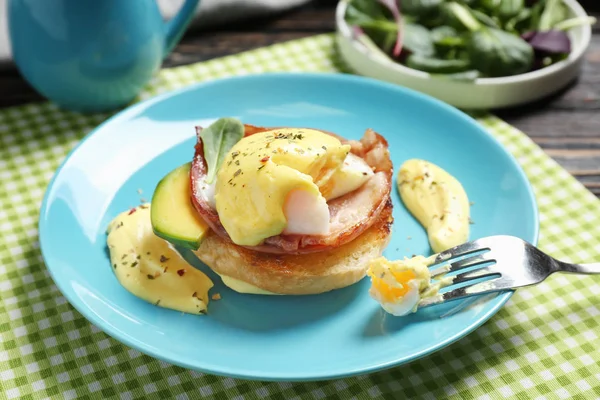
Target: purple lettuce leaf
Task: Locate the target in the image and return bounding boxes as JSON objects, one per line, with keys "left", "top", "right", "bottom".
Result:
{"left": 521, "top": 30, "right": 571, "bottom": 55}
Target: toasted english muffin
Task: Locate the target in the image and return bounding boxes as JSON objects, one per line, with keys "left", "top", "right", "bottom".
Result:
{"left": 192, "top": 199, "right": 393, "bottom": 295}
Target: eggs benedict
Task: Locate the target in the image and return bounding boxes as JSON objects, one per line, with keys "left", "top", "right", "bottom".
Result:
{"left": 152, "top": 117, "right": 394, "bottom": 295}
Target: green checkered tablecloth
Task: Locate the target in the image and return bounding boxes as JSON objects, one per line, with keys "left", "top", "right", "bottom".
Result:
{"left": 1, "top": 33, "right": 599, "bottom": 400}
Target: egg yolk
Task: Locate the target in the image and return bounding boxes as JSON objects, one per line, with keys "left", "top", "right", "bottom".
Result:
{"left": 368, "top": 269, "right": 417, "bottom": 303}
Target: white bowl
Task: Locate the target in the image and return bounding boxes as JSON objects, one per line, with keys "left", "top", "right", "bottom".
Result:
{"left": 335, "top": 0, "right": 592, "bottom": 109}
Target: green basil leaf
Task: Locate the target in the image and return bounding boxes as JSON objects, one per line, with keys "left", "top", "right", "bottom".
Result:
{"left": 199, "top": 117, "right": 244, "bottom": 183}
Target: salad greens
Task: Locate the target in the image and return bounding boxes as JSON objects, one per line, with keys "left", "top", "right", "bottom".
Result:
{"left": 345, "top": 0, "right": 596, "bottom": 80}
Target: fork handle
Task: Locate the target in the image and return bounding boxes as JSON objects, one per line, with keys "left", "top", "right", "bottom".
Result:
{"left": 557, "top": 262, "right": 600, "bottom": 275}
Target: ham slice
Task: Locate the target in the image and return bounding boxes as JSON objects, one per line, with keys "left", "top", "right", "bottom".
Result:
{"left": 190, "top": 124, "right": 393, "bottom": 254}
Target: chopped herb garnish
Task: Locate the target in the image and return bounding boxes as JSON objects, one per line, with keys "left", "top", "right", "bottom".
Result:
{"left": 469, "top": 218, "right": 475, "bottom": 225}
{"left": 121, "top": 262, "right": 128, "bottom": 266}
{"left": 146, "top": 251, "right": 150, "bottom": 255}
{"left": 234, "top": 160, "right": 240, "bottom": 166}
{"left": 136, "top": 255, "right": 141, "bottom": 260}
{"left": 160, "top": 255, "right": 169, "bottom": 263}
{"left": 131, "top": 261, "right": 138, "bottom": 268}
{"left": 231, "top": 151, "right": 240, "bottom": 159}
{"left": 192, "top": 291, "right": 198, "bottom": 298}
{"left": 113, "top": 264, "right": 117, "bottom": 269}
{"left": 469, "top": 201, "right": 475, "bottom": 206}
{"left": 121, "top": 254, "right": 127, "bottom": 260}
{"left": 147, "top": 274, "right": 155, "bottom": 280}
{"left": 322, "top": 145, "right": 327, "bottom": 150}
{"left": 155, "top": 299, "right": 161, "bottom": 306}
{"left": 163, "top": 267, "right": 168, "bottom": 273}
{"left": 257, "top": 165, "right": 265, "bottom": 171}
{"left": 233, "top": 169, "right": 242, "bottom": 177}
{"left": 362, "top": 172, "right": 368, "bottom": 176}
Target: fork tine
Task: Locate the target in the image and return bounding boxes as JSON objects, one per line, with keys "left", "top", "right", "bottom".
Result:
{"left": 418, "top": 277, "right": 509, "bottom": 308}
{"left": 449, "top": 253, "right": 495, "bottom": 273}
{"left": 430, "top": 236, "right": 495, "bottom": 266}
{"left": 450, "top": 265, "right": 499, "bottom": 285}
{"left": 430, "top": 253, "right": 494, "bottom": 279}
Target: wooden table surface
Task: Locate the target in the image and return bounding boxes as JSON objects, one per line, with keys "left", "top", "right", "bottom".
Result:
{"left": 1, "top": 0, "right": 599, "bottom": 198}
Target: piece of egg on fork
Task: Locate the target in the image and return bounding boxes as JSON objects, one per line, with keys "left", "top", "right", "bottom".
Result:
{"left": 367, "top": 256, "right": 433, "bottom": 316}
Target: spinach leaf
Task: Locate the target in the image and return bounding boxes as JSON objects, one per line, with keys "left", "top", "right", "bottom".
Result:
{"left": 443, "top": 2, "right": 482, "bottom": 32}
{"left": 538, "top": 0, "right": 567, "bottom": 30}
{"left": 431, "top": 26, "right": 465, "bottom": 56}
{"left": 402, "top": 0, "right": 444, "bottom": 18}
{"left": 505, "top": 7, "right": 532, "bottom": 33}
{"left": 498, "top": 0, "right": 524, "bottom": 20}
{"left": 480, "top": 0, "right": 501, "bottom": 13}
{"left": 199, "top": 118, "right": 245, "bottom": 183}
{"left": 346, "top": 0, "right": 387, "bottom": 25}
{"left": 403, "top": 23, "right": 436, "bottom": 56}
{"left": 471, "top": 9, "right": 501, "bottom": 28}
{"left": 468, "top": 27, "right": 534, "bottom": 76}
{"left": 553, "top": 16, "right": 598, "bottom": 32}
{"left": 528, "top": 0, "right": 547, "bottom": 30}
{"left": 431, "top": 26, "right": 458, "bottom": 43}
{"left": 405, "top": 54, "right": 471, "bottom": 73}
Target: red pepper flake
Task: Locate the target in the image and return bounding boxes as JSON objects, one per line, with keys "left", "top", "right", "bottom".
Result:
{"left": 211, "top": 293, "right": 221, "bottom": 301}
{"left": 128, "top": 208, "right": 137, "bottom": 215}
{"left": 192, "top": 291, "right": 198, "bottom": 298}
{"left": 177, "top": 269, "right": 186, "bottom": 276}
{"left": 260, "top": 156, "right": 270, "bottom": 163}
{"left": 160, "top": 255, "right": 169, "bottom": 263}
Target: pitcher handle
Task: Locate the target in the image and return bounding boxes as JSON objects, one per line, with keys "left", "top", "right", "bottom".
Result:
{"left": 163, "top": 0, "right": 201, "bottom": 58}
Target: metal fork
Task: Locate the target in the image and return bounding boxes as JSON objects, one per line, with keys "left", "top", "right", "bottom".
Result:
{"left": 418, "top": 235, "right": 600, "bottom": 308}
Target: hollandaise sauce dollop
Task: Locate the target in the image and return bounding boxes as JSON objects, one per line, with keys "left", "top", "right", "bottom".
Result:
{"left": 398, "top": 159, "right": 470, "bottom": 253}
{"left": 106, "top": 205, "right": 213, "bottom": 314}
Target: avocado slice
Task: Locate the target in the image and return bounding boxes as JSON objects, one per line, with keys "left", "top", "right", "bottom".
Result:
{"left": 151, "top": 162, "right": 209, "bottom": 250}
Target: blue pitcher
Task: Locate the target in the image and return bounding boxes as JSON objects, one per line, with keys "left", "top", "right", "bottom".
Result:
{"left": 8, "top": 0, "right": 200, "bottom": 112}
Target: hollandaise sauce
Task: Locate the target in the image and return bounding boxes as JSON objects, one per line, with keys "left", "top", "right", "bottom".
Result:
{"left": 398, "top": 159, "right": 470, "bottom": 253}
{"left": 106, "top": 205, "right": 213, "bottom": 314}
{"left": 214, "top": 128, "right": 372, "bottom": 246}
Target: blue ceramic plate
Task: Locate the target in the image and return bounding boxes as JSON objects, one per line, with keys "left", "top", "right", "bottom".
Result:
{"left": 39, "top": 73, "right": 538, "bottom": 381}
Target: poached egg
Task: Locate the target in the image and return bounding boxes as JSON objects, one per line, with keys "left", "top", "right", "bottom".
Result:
{"left": 198, "top": 128, "right": 374, "bottom": 246}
